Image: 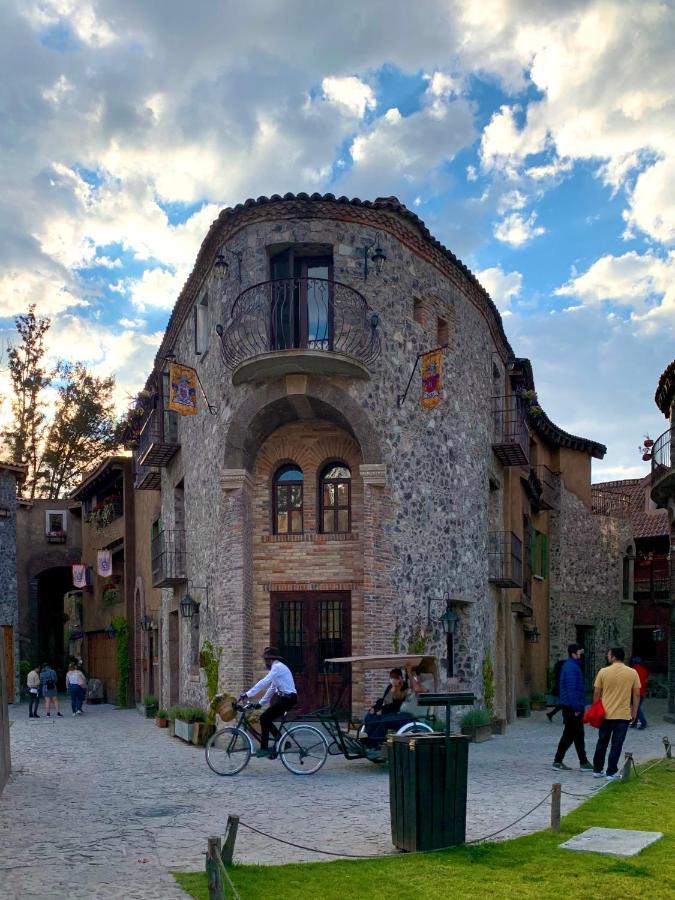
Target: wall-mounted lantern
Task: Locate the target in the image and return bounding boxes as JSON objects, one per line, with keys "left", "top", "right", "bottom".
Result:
{"left": 104, "top": 623, "right": 116, "bottom": 640}
{"left": 524, "top": 625, "right": 541, "bottom": 643}
{"left": 363, "top": 232, "right": 387, "bottom": 281}
{"left": 653, "top": 626, "right": 666, "bottom": 642}
{"left": 213, "top": 245, "right": 243, "bottom": 285}
{"left": 180, "top": 593, "right": 199, "bottom": 620}
{"left": 139, "top": 614, "right": 153, "bottom": 632}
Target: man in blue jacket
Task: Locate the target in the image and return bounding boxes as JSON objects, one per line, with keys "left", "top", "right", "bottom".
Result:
{"left": 552, "top": 643, "right": 592, "bottom": 771}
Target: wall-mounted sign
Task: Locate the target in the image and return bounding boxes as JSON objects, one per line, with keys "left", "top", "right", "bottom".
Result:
{"left": 168, "top": 362, "right": 198, "bottom": 416}
{"left": 421, "top": 349, "right": 442, "bottom": 410}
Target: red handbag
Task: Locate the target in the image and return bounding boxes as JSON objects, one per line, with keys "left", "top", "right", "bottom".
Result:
{"left": 583, "top": 699, "right": 606, "bottom": 728}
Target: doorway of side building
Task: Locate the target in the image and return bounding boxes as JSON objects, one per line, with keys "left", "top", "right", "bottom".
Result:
{"left": 36, "top": 566, "right": 72, "bottom": 686}
{"left": 575, "top": 624, "right": 596, "bottom": 693}
{"left": 168, "top": 611, "right": 179, "bottom": 705}
{"left": 270, "top": 591, "right": 351, "bottom": 714}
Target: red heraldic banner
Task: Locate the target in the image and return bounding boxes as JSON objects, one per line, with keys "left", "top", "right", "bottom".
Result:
{"left": 168, "top": 363, "right": 198, "bottom": 416}
{"left": 421, "top": 350, "right": 442, "bottom": 410}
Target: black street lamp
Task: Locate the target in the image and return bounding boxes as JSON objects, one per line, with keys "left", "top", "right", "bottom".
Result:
{"left": 363, "top": 232, "right": 387, "bottom": 281}
{"left": 440, "top": 607, "right": 459, "bottom": 635}
{"left": 139, "top": 614, "right": 153, "bottom": 632}
{"left": 180, "top": 593, "right": 199, "bottom": 619}
{"left": 524, "top": 625, "right": 541, "bottom": 643}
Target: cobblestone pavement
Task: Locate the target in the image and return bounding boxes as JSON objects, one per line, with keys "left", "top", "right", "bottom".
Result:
{"left": 0, "top": 700, "right": 672, "bottom": 899}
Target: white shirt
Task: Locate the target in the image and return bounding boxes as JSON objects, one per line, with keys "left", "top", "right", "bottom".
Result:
{"left": 66, "top": 670, "right": 87, "bottom": 688}
{"left": 245, "top": 660, "right": 296, "bottom": 706}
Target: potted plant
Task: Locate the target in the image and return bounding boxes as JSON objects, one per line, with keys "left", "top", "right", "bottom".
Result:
{"left": 530, "top": 690, "right": 547, "bottom": 712}
{"left": 173, "top": 706, "right": 208, "bottom": 743}
{"left": 155, "top": 708, "right": 168, "bottom": 728}
{"left": 481, "top": 655, "right": 505, "bottom": 734}
{"left": 460, "top": 708, "right": 493, "bottom": 743}
{"left": 143, "top": 694, "right": 158, "bottom": 718}
{"left": 516, "top": 697, "right": 531, "bottom": 718}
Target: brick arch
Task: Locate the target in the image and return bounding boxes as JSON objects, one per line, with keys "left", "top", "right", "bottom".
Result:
{"left": 223, "top": 378, "right": 382, "bottom": 471}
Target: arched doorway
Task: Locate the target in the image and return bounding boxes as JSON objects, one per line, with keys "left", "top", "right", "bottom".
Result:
{"left": 36, "top": 566, "right": 72, "bottom": 686}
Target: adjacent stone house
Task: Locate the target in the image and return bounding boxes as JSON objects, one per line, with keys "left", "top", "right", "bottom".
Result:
{"left": 0, "top": 461, "right": 27, "bottom": 704}
{"left": 130, "top": 193, "right": 629, "bottom": 720}
{"left": 650, "top": 359, "right": 675, "bottom": 719}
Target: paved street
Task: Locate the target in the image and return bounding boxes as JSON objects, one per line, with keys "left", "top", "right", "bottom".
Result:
{"left": 0, "top": 700, "right": 672, "bottom": 899}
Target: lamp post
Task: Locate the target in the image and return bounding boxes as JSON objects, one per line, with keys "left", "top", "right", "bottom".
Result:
{"left": 180, "top": 593, "right": 198, "bottom": 620}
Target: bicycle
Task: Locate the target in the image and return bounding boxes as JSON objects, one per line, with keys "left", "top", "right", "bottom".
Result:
{"left": 205, "top": 702, "right": 329, "bottom": 776}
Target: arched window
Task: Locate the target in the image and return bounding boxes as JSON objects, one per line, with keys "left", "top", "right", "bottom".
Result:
{"left": 320, "top": 463, "right": 351, "bottom": 533}
{"left": 274, "top": 464, "right": 303, "bottom": 534}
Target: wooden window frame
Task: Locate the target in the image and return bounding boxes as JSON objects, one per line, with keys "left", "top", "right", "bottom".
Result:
{"left": 319, "top": 462, "right": 352, "bottom": 534}
{"left": 273, "top": 464, "right": 304, "bottom": 535}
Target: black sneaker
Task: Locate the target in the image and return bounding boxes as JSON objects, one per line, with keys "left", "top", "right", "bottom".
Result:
{"left": 552, "top": 761, "right": 572, "bottom": 771}
{"left": 56, "top": 712, "right": 63, "bottom": 717}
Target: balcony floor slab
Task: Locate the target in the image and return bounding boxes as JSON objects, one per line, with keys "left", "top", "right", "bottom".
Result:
{"left": 232, "top": 349, "right": 370, "bottom": 385}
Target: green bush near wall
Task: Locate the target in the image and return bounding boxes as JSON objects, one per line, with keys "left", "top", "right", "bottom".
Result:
{"left": 111, "top": 616, "right": 130, "bottom": 707}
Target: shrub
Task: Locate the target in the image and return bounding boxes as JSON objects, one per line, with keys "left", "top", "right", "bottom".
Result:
{"left": 170, "top": 705, "right": 206, "bottom": 724}
{"left": 482, "top": 656, "right": 495, "bottom": 717}
{"left": 530, "top": 690, "right": 547, "bottom": 704}
{"left": 156, "top": 709, "right": 168, "bottom": 718}
{"left": 461, "top": 708, "right": 491, "bottom": 728}
{"left": 516, "top": 696, "right": 531, "bottom": 709}
{"left": 200, "top": 640, "right": 223, "bottom": 725}
{"left": 143, "top": 694, "right": 158, "bottom": 708}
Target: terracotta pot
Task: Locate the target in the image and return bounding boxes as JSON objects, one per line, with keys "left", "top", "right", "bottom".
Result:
{"left": 530, "top": 701, "right": 547, "bottom": 711}
{"left": 155, "top": 717, "right": 168, "bottom": 728}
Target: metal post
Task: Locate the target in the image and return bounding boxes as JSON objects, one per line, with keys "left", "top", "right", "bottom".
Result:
{"left": 621, "top": 752, "right": 634, "bottom": 781}
{"left": 663, "top": 736, "right": 672, "bottom": 759}
{"left": 550, "top": 783, "right": 561, "bottom": 832}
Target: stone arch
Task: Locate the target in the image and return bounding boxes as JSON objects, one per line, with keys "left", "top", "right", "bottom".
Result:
{"left": 223, "top": 378, "right": 382, "bottom": 471}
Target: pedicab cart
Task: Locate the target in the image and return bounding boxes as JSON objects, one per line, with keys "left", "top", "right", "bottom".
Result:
{"left": 316, "top": 654, "right": 441, "bottom": 762}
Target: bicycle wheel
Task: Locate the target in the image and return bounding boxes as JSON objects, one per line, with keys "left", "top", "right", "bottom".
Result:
{"left": 395, "top": 720, "right": 433, "bottom": 736}
{"left": 205, "top": 726, "right": 252, "bottom": 776}
{"left": 278, "top": 724, "right": 328, "bottom": 775}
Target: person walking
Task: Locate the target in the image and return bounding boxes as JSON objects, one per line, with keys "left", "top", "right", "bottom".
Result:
{"left": 547, "top": 658, "right": 565, "bottom": 722}
{"left": 592, "top": 647, "right": 641, "bottom": 781}
{"left": 27, "top": 665, "right": 41, "bottom": 718}
{"left": 66, "top": 663, "right": 87, "bottom": 716}
{"left": 552, "top": 644, "right": 592, "bottom": 772}
{"left": 239, "top": 647, "right": 297, "bottom": 758}
{"left": 40, "top": 663, "right": 62, "bottom": 717}
{"left": 629, "top": 657, "right": 649, "bottom": 729}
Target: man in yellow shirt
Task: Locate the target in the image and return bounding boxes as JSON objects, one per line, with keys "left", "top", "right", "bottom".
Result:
{"left": 591, "top": 647, "right": 641, "bottom": 781}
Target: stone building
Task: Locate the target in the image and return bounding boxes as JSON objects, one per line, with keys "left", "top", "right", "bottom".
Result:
{"left": 131, "top": 193, "right": 628, "bottom": 719}
{"left": 15, "top": 497, "right": 82, "bottom": 686}
{"left": 650, "top": 359, "right": 675, "bottom": 719}
{"left": 0, "top": 461, "right": 26, "bottom": 704}
{"left": 70, "top": 457, "right": 161, "bottom": 705}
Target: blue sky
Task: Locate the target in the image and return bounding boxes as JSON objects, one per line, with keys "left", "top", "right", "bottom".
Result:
{"left": 1, "top": 0, "right": 674, "bottom": 480}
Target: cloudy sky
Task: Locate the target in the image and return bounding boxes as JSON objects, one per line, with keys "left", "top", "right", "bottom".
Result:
{"left": 1, "top": 0, "right": 674, "bottom": 481}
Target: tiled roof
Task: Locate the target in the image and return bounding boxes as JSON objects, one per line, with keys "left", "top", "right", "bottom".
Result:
{"left": 593, "top": 475, "right": 669, "bottom": 539}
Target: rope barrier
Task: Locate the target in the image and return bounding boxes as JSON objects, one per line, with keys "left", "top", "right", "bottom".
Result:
{"left": 238, "top": 790, "right": 555, "bottom": 859}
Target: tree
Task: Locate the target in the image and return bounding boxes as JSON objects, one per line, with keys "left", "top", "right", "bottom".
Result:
{"left": 40, "top": 363, "right": 121, "bottom": 498}
{"left": 2, "top": 305, "right": 52, "bottom": 499}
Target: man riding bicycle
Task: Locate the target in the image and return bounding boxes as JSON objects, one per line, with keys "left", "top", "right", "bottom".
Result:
{"left": 239, "top": 647, "right": 297, "bottom": 758}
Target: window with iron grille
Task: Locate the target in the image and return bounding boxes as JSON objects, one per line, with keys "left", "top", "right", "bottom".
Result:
{"left": 319, "top": 598, "right": 344, "bottom": 672}
{"left": 278, "top": 600, "right": 304, "bottom": 672}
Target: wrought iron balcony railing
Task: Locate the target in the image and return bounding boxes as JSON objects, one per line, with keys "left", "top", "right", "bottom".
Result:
{"left": 591, "top": 488, "right": 631, "bottom": 518}
{"left": 492, "top": 395, "right": 529, "bottom": 466}
{"left": 138, "top": 407, "right": 179, "bottom": 468}
{"left": 534, "top": 465, "right": 557, "bottom": 510}
{"left": 133, "top": 453, "right": 161, "bottom": 491}
{"left": 633, "top": 577, "right": 670, "bottom": 602}
{"left": 651, "top": 426, "right": 675, "bottom": 506}
{"left": 151, "top": 529, "right": 187, "bottom": 588}
{"left": 217, "top": 276, "right": 381, "bottom": 384}
{"left": 489, "top": 531, "right": 523, "bottom": 587}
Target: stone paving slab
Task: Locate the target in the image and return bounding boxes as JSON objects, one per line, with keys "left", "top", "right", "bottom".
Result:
{"left": 0, "top": 700, "right": 671, "bottom": 898}
{"left": 560, "top": 826, "right": 663, "bottom": 857}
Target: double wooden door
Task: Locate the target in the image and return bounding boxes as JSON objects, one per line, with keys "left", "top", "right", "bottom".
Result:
{"left": 270, "top": 592, "right": 350, "bottom": 714}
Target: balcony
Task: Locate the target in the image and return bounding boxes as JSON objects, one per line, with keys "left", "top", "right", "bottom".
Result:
{"left": 591, "top": 488, "right": 631, "bottom": 518}
{"left": 151, "top": 530, "right": 187, "bottom": 587}
{"left": 492, "top": 395, "right": 529, "bottom": 466}
{"left": 489, "top": 531, "right": 523, "bottom": 587}
{"left": 633, "top": 577, "right": 671, "bottom": 604}
{"left": 133, "top": 454, "right": 161, "bottom": 491}
{"left": 217, "top": 276, "right": 381, "bottom": 385}
{"left": 138, "top": 407, "right": 179, "bottom": 468}
{"left": 534, "top": 465, "right": 557, "bottom": 510}
{"left": 651, "top": 426, "right": 675, "bottom": 508}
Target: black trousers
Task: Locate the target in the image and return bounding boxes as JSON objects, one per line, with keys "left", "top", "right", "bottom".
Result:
{"left": 29, "top": 692, "right": 40, "bottom": 716}
{"left": 260, "top": 694, "right": 297, "bottom": 749}
{"left": 554, "top": 706, "right": 589, "bottom": 764}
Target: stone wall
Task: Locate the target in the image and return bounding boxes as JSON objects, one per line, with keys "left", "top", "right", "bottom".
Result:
{"left": 0, "top": 629, "right": 10, "bottom": 795}
{"left": 0, "top": 470, "right": 20, "bottom": 702}
{"left": 549, "top": 480, "right": 634, "bottom": 675}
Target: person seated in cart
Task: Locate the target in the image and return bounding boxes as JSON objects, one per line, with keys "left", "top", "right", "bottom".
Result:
{"left": 362, "top": 668, "right": 414, "bottom": 748}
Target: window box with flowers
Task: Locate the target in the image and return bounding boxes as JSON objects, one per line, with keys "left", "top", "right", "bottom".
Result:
{"left": 101, "top": 579, "right": 121, "bottom": 607}
{"left": 88, "top": 496, "right": 123, "bottom": 532}
{"left": 47, "top": 529, "right": 67, "bottom": 544}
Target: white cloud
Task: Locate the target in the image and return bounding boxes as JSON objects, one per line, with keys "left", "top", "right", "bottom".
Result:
{"left": 476, "top": 266, "right": 522, "bottom": 313}
{"left": 321, "top": 76, "right": 376, "bottom": 118}
{"left": 493, "top": 211, "right": 545, "bottom": 246}
{"left": 623, "top": 157, "right": 675, "bottom": 244}
{"left": 0, "top": 270, "right": 86, "bottom": 318}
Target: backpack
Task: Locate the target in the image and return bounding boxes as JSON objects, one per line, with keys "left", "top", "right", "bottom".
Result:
{"left": 46, "top": 677, "right": 56, "bottom": 690}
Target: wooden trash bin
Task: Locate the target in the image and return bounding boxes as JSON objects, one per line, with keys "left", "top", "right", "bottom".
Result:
{"left": 389, "top": 732, "right": 469, "bottom": 852}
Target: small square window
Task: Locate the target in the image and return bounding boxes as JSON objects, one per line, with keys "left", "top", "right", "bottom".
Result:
{"left": 413, "top": 298, "right": 424, "bottom": 325}
{"left": 437, "top": 317, "right": 448, "bottom": 346}
{"left": 45, "top": 510, "right": 67, "bottom": 535}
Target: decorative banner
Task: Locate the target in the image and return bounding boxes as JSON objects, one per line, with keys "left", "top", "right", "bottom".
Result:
{"left": 421, "top": 350, "right": 442, "bottom": 410}
{"left": 97, "top": 550, "right": 112, "bottom": 577}
{"left": 168, "top": 362, "right": 198, "bottom": 416}
{"left": 72, "top": 564, "right": 87, "bottom": 588}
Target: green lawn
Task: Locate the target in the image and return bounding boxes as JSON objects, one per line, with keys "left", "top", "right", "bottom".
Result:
{"left": 175, "top": 760, "right": 675, "bottom": 900}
